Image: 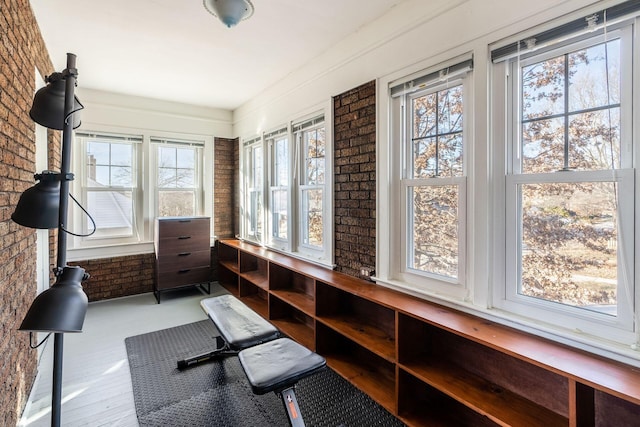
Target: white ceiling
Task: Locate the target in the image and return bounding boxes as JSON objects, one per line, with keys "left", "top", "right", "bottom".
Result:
{"left": 30, "top": 0, "right": 402, "bottom": 110}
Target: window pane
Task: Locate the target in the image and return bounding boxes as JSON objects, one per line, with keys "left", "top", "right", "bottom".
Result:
{"left": 253, "top": 146, "right": 263, "bottom": 188}
{"left": 87, "top": 190, "right": 133, "bottom": 237}
{"left": 175, "top": 168, "right": 195, "bottom": 188}
{"left": 413, "top": 93, "right": 437, "bottom": 138}
{"left": 438, "top": 133, "right": 463, "bottom": 177}
{"left": 568, "top": 108, "right": 620, "bottom": 170}
{"left": 304, "top": 129, "right": 325, "bottom": 185}
{"left": 519, "top": 182, "right": 618, "bottom": 315}
{"left": 158, "top": 167, "right": 176, "bottom": 187}
{"left": 87, "top": 142, "right": 110, "bottom": 165}
{"left": 275, "top": 138, "right": 288, "bottom": 186}
{"left": 438, "top": 85, "right": 463, "bottom": 134}
{"left": 272, "top": 189, "right": 288, "bottom": 240}
{"left": 411, "top": 84, "right": 463, "bottom": 178}
{"left": 409, "top": 185, "right": 459, "bottom": 279}
{"left": 176, "top": 148, "right": 195, "bottom": 168}
{"left": 93, "top": 165, "right": 110, "bottom": 186}
{"left": 159, "top": 146, "right": 177, "bottom": 168}
{"left": 568, "top": 40, "right": 620, "bottom": 112}
{"left": 158, "top": 190, "right": 195, "bottom": 217}
{"left": 302, "top": 189, "right": 323, "bottom": 247}
{"left": 522, "top": 56, "right": 565, "bottom": 120}
{"left": 111, "top": 144, "right": 132, "bottom": 167}
{"left": 249, "top": 190, "right": 263, "bottom": 239}
{"left": 522, "top": 117, "right": 565, "bottom": 173}
{"left": 111, "top": 166, "right": 132, "bottom": 187}
{"left": 413, "top": 138, "right": 436, "bottom": 178}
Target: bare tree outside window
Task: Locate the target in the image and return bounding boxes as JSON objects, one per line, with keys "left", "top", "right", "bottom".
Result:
{"left": 516, "top": 38, "right": 622, "bottom": 314}
{"left": 408, "top": 84, "right": 464, "bottom": 279}
{"left": 157, "top": 145, "right": 198, "bottom": 217}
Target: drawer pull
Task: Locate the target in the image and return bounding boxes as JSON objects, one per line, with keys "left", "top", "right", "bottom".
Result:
{"left": 178, "top": 235, "right": 191, "bottom": 240}
{"left": 178, "top": 252, "right": 191, "bottom": 257}
{"left": 178, "top": 269, "right": 191, "bottom": 274}
{"left": 178, "top": 219, "right": 192, "bottom": 223}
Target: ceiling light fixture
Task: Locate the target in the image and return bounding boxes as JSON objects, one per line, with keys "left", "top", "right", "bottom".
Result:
{"left": 204, "top": 0, "right": 254, "bottom": 28}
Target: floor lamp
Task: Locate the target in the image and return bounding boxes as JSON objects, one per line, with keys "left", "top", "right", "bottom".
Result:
{"left": 12, "top": 53, "right": 88, "bottom": 427}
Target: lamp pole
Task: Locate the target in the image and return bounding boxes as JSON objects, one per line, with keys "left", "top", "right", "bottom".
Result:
{"left": 50, "top": 52, "right": 79, "bottom": 427}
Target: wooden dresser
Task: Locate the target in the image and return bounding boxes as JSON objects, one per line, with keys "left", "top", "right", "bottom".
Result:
{"left": 154, "top": 216, "right": 211, "bottom": 303}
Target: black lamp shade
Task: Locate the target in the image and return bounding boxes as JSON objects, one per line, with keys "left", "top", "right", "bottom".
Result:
{"left": 19, "top": 266, "right": 88, "bottom": 333}
{"left": 29, "top": 77, "right": 83, "bottom": 130}
{"left": 12, "top": 172, "right": 60, "bottom": 229}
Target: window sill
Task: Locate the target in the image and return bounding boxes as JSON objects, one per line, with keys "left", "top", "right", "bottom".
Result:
{"left": 67, "top": 242, "right": 155, "bottom": 261}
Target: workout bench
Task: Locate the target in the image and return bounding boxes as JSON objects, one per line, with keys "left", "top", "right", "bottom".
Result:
{"left": 177, "top": 294, "right": 326, "bottom": 427}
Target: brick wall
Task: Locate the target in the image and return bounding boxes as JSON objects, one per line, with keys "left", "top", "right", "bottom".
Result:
{"left": 0, "top": 0, "right": 57, "bottom": 424}
{"left": 69, "top": 254, "right": 155, "bottom": 301}
{"left": 333, "top": 81, "right": 376, "bottom": 278}
{"left": 214, "top": 137, "right": 238, "bottom": 239}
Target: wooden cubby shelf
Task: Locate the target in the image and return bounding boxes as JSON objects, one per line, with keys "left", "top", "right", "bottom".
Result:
{"left": 215, "top": 239, "right": 640, "bottom": 427}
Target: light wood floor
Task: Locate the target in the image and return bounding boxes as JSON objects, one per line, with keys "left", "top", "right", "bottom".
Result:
{"left": 19, "top": 284, "right": 227, "bottom": 427}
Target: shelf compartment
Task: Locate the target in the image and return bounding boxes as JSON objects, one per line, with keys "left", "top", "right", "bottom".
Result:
{"left": 593, "top": 388, "right": 639, "bottom": 427}
{"left": 269, "top": 296, "right": 315, "bottom": 350}
{"left": 269, "top": 263, "right": 315, "bottom": 316}
{"left": 398, "top": 313, "right": 568, "bottom": 427}
{"left": 217, "top": 241, "right": 239, "bottom": 273}
{"left": 217, "top": 265, "right": 238, "bottom": 296}
{"left": 316, "top": 323, "right": 396, "bottom": 414}
{"left": 398, "top": 369, "right": 500, "bottom": 427}
{"left": 239, "top": 251, "right": 268, "bottom": 289}
{"left": 239, "top": 279, "right": 268, "bottom": 318}
{"left": 316, "top": 281, "right": 395, "bottom": 362}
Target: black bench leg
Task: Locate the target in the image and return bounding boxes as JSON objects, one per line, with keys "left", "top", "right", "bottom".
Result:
{"left": 279, "top": 386, "right": 305, "bottom": 427}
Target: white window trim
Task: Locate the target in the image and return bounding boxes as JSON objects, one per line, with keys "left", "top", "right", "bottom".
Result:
{"left": 150, "top": 137, "right": 205, "bottom": 219}
{"left": 69, "top": 125, "right": 214, "bottom": 259}
{"left": 266, "top": 127, "right": 291, "bottom": 251}
{"left": 491, "top": 20, "right": 638, "bottom": 346}
{"left": 383, "top": 61, "right": 472, "bottom": 301}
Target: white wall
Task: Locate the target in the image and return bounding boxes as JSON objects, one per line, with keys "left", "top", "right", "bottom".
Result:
{"left": 232, "top": 0, "right": 602, "bottom": 136}
{"left": 77, "top": 88, "right": 233, "bottom": 138}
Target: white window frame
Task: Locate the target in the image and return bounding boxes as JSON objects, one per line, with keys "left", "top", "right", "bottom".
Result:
{"left": 266, "top": 126, "right": 291, "bottom": 251}
{"left": 242, "top": 136, "right": 264, "bottom": 244}
{"left": 385, "top": 60, "right": 472, "bottom": 300}
{"left": 69, "top": 128, "right": 213, "bottom": 260}
{"left": 150, "top": 137, "right": 205, "bottom": 219}
{"left": 491, "top": 22, "right": 637, "bottom": 344}
{"left": 239, "top": 108, "right": 333, "bottom": 267}
{"left": 293, "top": 115, "right": 328, "bottom": 259}
{"left": 74, "top": 132, "right": 142, "bottom": 248}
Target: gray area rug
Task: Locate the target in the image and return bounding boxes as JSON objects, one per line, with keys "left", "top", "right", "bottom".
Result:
{"left": 125, "top": 319, "right": 405, "bottom": 427}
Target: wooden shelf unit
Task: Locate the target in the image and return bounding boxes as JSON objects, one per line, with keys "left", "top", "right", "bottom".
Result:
{"left": 216, "top": 238, "right": 640, "bottom": 427}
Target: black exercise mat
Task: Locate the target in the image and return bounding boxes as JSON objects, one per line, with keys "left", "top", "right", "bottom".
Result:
{"left": 125, "top": 320, "right": 405, "bottom": 427}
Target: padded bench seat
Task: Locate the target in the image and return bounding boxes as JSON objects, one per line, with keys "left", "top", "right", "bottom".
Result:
{"left": 239, "top": 337, "right": 327, "bottom": 395}
{"left": 201, "top": 294, "right": 279, "bottom": 350}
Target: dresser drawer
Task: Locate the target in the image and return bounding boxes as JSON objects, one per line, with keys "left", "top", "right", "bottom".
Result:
{"left": 155, "top": 266, "right": 211, "bottom": 290}
{"left": 157, "top": 217, "right": 209, "bottom": 238}
{"left": 156, "top": 234, "right": 210, "bottom": 255}
{"left": 157, "top": 250, "right": 210, "bottom": 273}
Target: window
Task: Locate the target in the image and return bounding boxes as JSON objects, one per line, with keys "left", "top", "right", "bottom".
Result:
{"left": 151, "top": 138, "right": 203, "bottom": 217}
{"left": 243, "top": 137, "right": 263, "bottom": 242}
{"left": 387, "top": 59, "right": 472, "bottom": 295}
{"left": 240, "top": 112, "right": 332, "bottom": 265}
{"left": 294, "top": 116, "right": 326, "bottom": 253}
{"left": 77, "top": 132, "right": 141, "bottom": 243}
{"left": 266, "top": 127, "right": 290, "bottom": 248}
{"left": 72, "top": 131, "right": 212, "bottom": 254}
{"left": 493, "top": 21, "right": 635, "bottom": 341}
